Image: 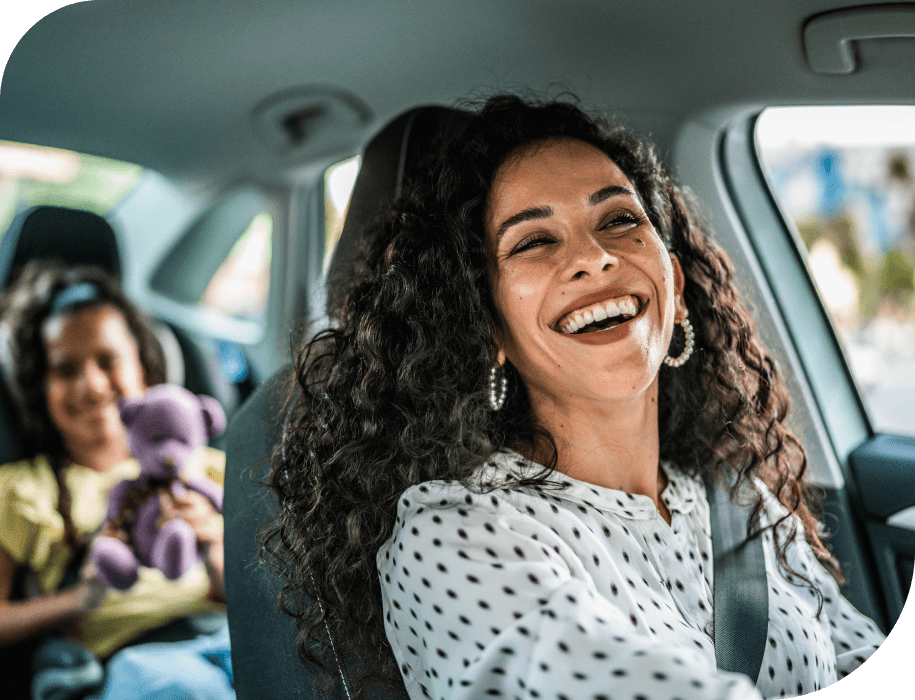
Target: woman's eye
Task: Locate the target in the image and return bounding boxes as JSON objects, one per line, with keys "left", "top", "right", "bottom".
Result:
{"left": 601, "top": 212, "right": 642, "bottom": 231}
{"left": 511, "top": 234, "right": 553, "bottom": 255}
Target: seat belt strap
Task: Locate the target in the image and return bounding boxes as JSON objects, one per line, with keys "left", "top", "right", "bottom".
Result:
{"left": 704, "top": 472, "right": 769, "bottom": 683}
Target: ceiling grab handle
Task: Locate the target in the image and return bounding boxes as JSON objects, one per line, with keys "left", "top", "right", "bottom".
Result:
{"left": 804, "top": 4, "right": 915, "bottom": 74}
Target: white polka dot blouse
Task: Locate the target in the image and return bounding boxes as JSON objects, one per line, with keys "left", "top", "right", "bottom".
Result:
{"left": 378, "top": 449, "right": 884, "bottom": 700}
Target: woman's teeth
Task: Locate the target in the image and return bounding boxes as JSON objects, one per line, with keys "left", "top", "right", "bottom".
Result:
{"left": 560, "top": 295, "right": 640, "bottom": 334}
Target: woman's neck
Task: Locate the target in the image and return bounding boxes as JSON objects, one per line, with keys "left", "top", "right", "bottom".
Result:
{"left": 521, "top": 376, "right": 667, "bottom": 517}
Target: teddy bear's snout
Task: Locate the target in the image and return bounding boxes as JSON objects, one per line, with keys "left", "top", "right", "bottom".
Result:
{"left": 158, "top": 453, "right": 178, "bottom": 475}
{"left": 156, "top": 447, "right": 192, "bottom": 475}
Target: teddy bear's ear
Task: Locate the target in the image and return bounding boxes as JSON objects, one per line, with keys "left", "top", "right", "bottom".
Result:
{"left": 119, "top": 396, "right": 143, "bottom": 426}
{"left": 198, "top": 395, "right": 227, "bottom": 438}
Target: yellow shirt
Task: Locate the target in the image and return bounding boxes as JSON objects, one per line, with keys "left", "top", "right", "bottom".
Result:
{"left": 0, "top": 448, "right": 225, "bottom": 657}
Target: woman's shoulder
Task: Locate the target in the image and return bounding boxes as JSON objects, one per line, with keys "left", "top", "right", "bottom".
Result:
{"left": 387, "top": 452, "right": 627, "bottom": 559}
{"left": 745, "top": 474, "right": 805, "bottom": 531}
{"left": 380, "top": 464, "right": 585, "bottom": 581}
{"left": 699, "top": 469, "right": 809, "bottom": 552}
{"left": 394, "top": 478, "right": 512, "bottom": 523}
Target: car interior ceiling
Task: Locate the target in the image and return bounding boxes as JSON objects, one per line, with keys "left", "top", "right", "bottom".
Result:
{"left": 3, "top": 1, "right": 912, "bottom": 187}
{"left": 1, "top": 0, "right": 914, "bottom": 696}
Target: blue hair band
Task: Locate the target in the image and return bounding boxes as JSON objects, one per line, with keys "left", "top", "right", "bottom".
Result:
{"left": 49, "top": 282, "right": 101, "bottom": 315}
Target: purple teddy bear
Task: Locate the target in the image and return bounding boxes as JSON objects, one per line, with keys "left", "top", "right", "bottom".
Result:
{"left": 91, "top": 384, "right": 226, "bottom": 590}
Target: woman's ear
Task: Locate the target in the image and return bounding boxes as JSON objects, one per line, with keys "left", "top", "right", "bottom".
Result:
{"left": 670, "top": 253, "right": 688, "bottom": 322}
{"left": 491, "top": 330, "right": 507, "bottom": 367}
{"left": 490, "top": 320, "right": 507, "bottom": 367}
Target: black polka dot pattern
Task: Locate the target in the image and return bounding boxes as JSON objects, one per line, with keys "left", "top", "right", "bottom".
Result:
{"left": 377, "top": 450, "right": 885, "bottom": 700}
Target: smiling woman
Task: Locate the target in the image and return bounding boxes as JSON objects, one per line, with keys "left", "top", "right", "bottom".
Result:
{"left": 486, "top": 138, "right": 687, "bottom": 510}
{"left": 264, "top": 95, "right": 885, "bottom": 700}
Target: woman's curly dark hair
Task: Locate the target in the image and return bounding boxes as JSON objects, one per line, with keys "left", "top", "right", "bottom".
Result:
{"left": 0, "top": 261, "right": 166, "bottom": 549}
{"left": 263, "top": 94, "right": 840, "bottom": 698}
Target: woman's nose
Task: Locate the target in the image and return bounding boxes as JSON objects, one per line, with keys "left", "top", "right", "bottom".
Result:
{"left": 564, "top": 230, "right": 619, "bottom": 280}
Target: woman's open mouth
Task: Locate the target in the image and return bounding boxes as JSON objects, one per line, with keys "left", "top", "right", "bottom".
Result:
{"left": 556, "top": 294, "right": 644, "bottom": 335}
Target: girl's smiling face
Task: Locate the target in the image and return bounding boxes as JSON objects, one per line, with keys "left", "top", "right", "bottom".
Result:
{"left": 43, "top": 304, "right": 148, "bottom": 456}
{"left": 486, "top": 137, "right": 686, "bottom": 411}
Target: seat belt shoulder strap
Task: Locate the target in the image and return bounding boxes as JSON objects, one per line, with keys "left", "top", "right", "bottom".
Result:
{"left": 704, "top": 471, "right": 769, "bottom": 683}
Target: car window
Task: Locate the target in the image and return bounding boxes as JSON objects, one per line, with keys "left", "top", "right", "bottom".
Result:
{"left": 756, "top": 106, "right": 915, "bottom": 437}
{"left": 200, "top": 211, "right": 273, "bottom": 322}
{"left": 323, "top": 154, "right": 360, "bottom": 273}
{"left": 0, "top": 140, "right": 142, "bottom": 236}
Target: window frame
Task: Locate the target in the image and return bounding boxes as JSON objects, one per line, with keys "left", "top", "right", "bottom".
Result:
{"left": 145, "top": 186, "right": 279, "bottom": 346}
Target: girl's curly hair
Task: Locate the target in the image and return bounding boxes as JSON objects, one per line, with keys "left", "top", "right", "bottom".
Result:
{"left": 263, "top": 94, "right": 840, "bottom": 698}
{"left": 0, "top": 261, "right": 166, "bottom": 550}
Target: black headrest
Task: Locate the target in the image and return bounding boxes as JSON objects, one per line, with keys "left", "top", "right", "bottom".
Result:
{"left": 324, "top": 105, "right": 468, "bottom": 317}
{"left": 0, "top": 205, "right": 122, "bottom": 288}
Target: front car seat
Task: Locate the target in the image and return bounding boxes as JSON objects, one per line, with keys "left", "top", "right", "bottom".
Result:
{"left": 223, "top": 106, "right": 468, "bottom": 700}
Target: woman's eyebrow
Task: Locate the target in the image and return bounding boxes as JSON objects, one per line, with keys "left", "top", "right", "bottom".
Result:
{"left": 496, "top": 185, "right": 636, "bottom": 239}
{"left": 496, "top": 205, "right": 553, "bottom": 239}
{"left": 589, "top": 184, "right": 636, "bottom": 205}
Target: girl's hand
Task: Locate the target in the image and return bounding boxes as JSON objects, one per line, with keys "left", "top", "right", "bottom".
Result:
{"left": 158, "top": 489, "right": 223, "bottom": 547}
{"left": 157, "top": 488, "right": 225, "bottom": 602}
{"left": 73, "top": 560, "right": 107, "bottom": 613}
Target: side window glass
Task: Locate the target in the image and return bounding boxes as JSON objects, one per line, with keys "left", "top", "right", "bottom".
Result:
{"left": 0, "top": 140, "right": 142, "bottom": 235}
{"left": 756, "top": 106, "right": 915, "bottom": 437}
{"left": 323, "top": 155, "right": 361, "bottom": 273}
{"left": 200, "top": 212, "right": 273, "bottom": 321}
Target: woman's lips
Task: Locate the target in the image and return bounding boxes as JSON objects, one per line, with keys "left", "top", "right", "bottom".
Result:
{"left": 554, "top": 294, "right": 644, "bottom": 334}
{"left": 557, "top": 299, "right": 647, "bottom": 345}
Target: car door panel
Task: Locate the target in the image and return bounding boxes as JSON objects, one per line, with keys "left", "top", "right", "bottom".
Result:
{"left": 850, "top": 435, "right": 915, "bottom": 627}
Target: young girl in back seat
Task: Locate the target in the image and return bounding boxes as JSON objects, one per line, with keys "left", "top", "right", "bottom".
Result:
{"left": 0, "top": 262, "right": 232, "bottom": 700}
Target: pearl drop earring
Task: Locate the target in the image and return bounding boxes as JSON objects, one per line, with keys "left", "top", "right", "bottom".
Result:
{"left": 663, "top": 317, "right": 695, "bottom": 367}
{"left": 489, "top": 363, "right": 507, "bottom": 411}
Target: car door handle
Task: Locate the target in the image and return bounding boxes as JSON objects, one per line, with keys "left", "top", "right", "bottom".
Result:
{"left": 804, "top": 5, "right": 915, "bottom": 74}
{"left": 888, "top": 506, "right": 915, "bottom": 531}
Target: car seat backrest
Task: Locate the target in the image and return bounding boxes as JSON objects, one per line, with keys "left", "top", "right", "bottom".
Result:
{"left": 224, "top": 105, "right": 469, "bottom": 700}
{"left": 0, "top": 205, "right": 122, "bottom": 284}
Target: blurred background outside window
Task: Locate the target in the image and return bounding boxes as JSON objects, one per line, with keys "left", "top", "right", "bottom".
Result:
{"left": 200, "top": 211, "right": 273, "bottom": 321}
{"left": 323, "top": 155, "right": 361, "bottom": 273}
{"left": 0, "top": 140, "right": 203, "bottom": 310}
{"left": 757, "top": 106, "right": 915, "bottom": 437}
{"left": 0, "top": 140, "right": 141, "bottom": 235}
